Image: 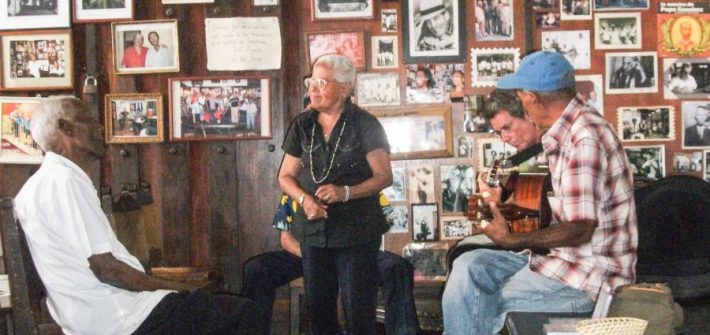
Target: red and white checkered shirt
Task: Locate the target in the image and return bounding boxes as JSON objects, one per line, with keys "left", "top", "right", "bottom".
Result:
{"left": 530, "top": 94, "right": 638, "bottom": 299}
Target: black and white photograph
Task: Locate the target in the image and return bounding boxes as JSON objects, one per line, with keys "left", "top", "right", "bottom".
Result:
{"left": 112, "top": 20, "right": 180, "bottom": 75}
{"left": 440, "top": 164, "right": 474, "bottom": 213}
{"left": 663, "top": 58, "right": 710, "bottom": 100}
{"left": 478, "top": 137, "right": 517, "bottom": 170}
{"left": 594, "top": 13, "right": 641, "bottom": 49}
{"left": 533, "top": 0, "right": 559, "bottom": 10}
{"left": 618, "top": 106, "right": 675, "bottom": 142}
{"left": 371, "top": 35, "right": 398, "bottom": 69}
{"left": 441, "top": 216, "right": 473, "bottom": 240}
{"left": 672, "top": 152, "right": 703, "bottom": 173}
{"left": 681, "top": 101, "right": 710, "bottom": 149}
{"left": 594, "top": 0, "right": 649, "bottom": 11}
{"left": 473, "top": 0, "right": 514, "bottom": 41}
{"left": 411, "top": 203, "right": 438, "bottom": 242}
{"left": 625, "top": 145, "right": 665, "bottom": 181}
{"left": 576, "top": 75, "right": 605, "bottom": 116}
{"left": 465, "top": 95, "right": 491, "bottom": 133}
{"left": 402, "top": 242, "right": 448, "bottom": 280}
{"left": 402, "top": 0, "right": 466, "bottom": 63}
{"left": 536, "top": 11, "right": 560, "bottom": 29}
{"left": 383, "top": 166, "right": 406, "bottom": 201}
{"left": 561, "top": 0, "right": 591, "bottom": 20}
{"left": 74, "top": 0, "right": 133, "bottom": 23}
{"left": 407, "top": 165, "right": 435, "bottom": 204}
{"left": 373, "top": 106, "right": 453, "bottom": 160}
{"left": 381, "top": 8, "right": 397, "bottom": 33}
{"left": 356, "top": 72, "right": 400, "bottom": 106}
{"left": 705, "top": 150, "right": 710, "bottom": 181}
{"left": 455, "top": 135, "right": 474, "bottom": 158}
{"left": 312, "top": 0, "right": 374, "bottom": 20}
{"left": 605, "top": 51, "right": 658, "bottom": 94}
{"left": 470, "top": 47, "right": 519, "bottom": 87}
{"left": 541, "top": 30, "right": 591, "bottom": 70}
{"left": 1, "top": 0, "right": 69, "bottom": 30}
{"left": 386, "top": 204, "right": 409, "bottom": 233}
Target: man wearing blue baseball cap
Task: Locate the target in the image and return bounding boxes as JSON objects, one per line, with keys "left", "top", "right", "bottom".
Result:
{"left": 443, "top": 51, "right": 638, "bottom": 334}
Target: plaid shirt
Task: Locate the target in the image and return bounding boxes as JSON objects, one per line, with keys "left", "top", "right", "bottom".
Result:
{"left": 531, "top": 94, "right": 638, "bottom": 298}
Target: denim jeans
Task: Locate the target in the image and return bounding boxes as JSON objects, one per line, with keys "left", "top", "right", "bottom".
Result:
{"left": 442, "top": 249, "right": 594, "bottom": 335}
{"left": 301, "top": 241, "right": 380, "bottom": 335}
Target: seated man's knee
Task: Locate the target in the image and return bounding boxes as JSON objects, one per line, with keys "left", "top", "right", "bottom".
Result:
{"left": 450, "top": 249, "right": 504, "bottom": 294}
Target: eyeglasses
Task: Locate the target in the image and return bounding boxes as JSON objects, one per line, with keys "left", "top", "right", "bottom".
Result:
{"left": 304, "top": 77, "right": 338, "bottom": 90}
{"left": 490, "top": 119, "right": 517, "bottom": 137}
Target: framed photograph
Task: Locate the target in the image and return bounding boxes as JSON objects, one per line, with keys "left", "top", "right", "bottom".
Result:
{"left": 383, "top": 166, "right": 406, "bottom": 201}
{"left": 576, "top": 75, "right": 604, "bottom": 116}
{"left": 407, "top": 165, "right": 435, "bottom": 204}
{"left": 371, "top": 35, "right": 398, "bottom": 69}
{"left": 0, "top": 0, "right": 70, "bottom": 30}
{"left": 657, "top": 13, "right": 709, "bottom": 58}
{"left": 705, "top": 150, "right": 710, "bottom": 181}
{"left": 681, "top": 101, "right": 710, "bottom": 149}
{"left": 455, "top": 134, "right": 474, "bottom": 158}
{"left": 663, "top": 58, "right": 710, "bottom": 100}
{"left": 112, "top": 20, "right": 180, "bottom": 75}
{"left": 471, "top": 48, "right": 519, "bottom": 87}
{"left": 465, "top": 95, "right": 491, "bottom": 133}
{"left": 162, "top": 0, "right": 214, "bottom": 3}
{"left": 412, "top": 203, "right": 438, "bottom": 242}
{"left": 406, "top": 63, "right": 462, "bottom": 104}
{"left": 381, "top": 8, "right": 397, "bottom": 33}
{"left": 561, "top": 0, "right": 591, "bottom": 20}
{"left": 477, "top": 137, "right": 518, "bottom": 171}
{"left": 169, "top": 76, "right": 271, "bottom": 141}
{"left": 402, "top": 0, "right": 466, "bottom": 64}
{"left": 595, "top": 0, "right": 649, "bottom": 11}
{"left": 0, "top": 96, "right": 44, "bottom": 164}
{"left": 617, "top": 106, "right": 675, "bottom": 142}
{"left": 402, "top": 242, "right": 448, "bottom": 280}
{"left": 625, "top": 145, "right": 665, "bottom": 181}
{"left": 74, "top": 0, "right": 134, "bottom": 23}
{"left": 356, "top": 72, "right": 400, "bottom": 107}
{"left": 312, "top": 0, "right": 374, "bottom": 21}
{"left": 1, "top": 30, "right": 73, "bottom": 91}
{"left": 536, "top": 11, "right": 560, "bottom": 29}
{"left": 105, "top": 93, "right": 164, "bottom": 144}
{"left": 594, "top": 13, "right": 641, "bottom": 49}
{"left": 372, "top": 106, "right": 453, "bottom": 160}
{"left": 473, "top": 0, "right": 514, "bottom": 41}
{"left": 440, "top": 216, "right": 472, "bottom": 240}
{"left": 605, "top": 52, "right": 658, "bottom": 94}
{"left": 541, "top": 30, "right": 591, "bottom": 70}
{"left": 533, "top": 0, "right": 559, "bottom": 10}
{"left": 386, "top": 204, "right": 409, "bottom": 233}
{"left": 672, "top": 152, "right": 703, "bottom": 173}
{"left": 306, "top": 30, "right": 365, "bottom": 70}
{"left": 254, "top": 0, "right": 278, "bottom": 5}
{"left": 440, "top": 164, "right": 474, "bottom": 213}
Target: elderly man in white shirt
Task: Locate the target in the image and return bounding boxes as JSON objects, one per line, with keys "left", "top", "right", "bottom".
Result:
{"left": 14, "top": 96, "right": 263, "bottom": 335}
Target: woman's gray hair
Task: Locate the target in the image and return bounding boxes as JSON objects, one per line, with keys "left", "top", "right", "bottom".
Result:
{"left": 313, "top": 54, "right": 356, "bottom": 87}
{"left": 31, "top": 96, "right": 87, "bottom": 152}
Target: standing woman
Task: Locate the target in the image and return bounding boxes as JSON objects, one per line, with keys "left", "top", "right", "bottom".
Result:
{"left": 278, "top": 54, "right": 392, "bottom": 335}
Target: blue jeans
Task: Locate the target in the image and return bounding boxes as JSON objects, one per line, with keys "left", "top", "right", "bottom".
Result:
{"left": 442, "top": 249, "right": 594, "bottom": 334}
{"left": 301, "top": 241, "right": 381, "bottom": 335}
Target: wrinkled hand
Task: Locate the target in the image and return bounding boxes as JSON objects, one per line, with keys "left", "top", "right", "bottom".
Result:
{"left": 480, "top": 202, "right": 511, "bottom": 246}
{"left": 302, "top": 195, "right": 328, "bottom": 220}
{"left": 315, "top": 184, "right": 345, "bottom": 205}
{"left": 476, "top": 171, "right": 502, "bottom": 204}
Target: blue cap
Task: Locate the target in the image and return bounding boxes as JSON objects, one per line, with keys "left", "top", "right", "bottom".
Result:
{"left": 497, "top": 51, "right": 575, "bottom": 92}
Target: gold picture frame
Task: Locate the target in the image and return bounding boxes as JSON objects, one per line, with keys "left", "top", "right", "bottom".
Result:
{"left": 104, "top": 93, "right": 164, "bottom": 144}
{"left": 371, "top": 106, "right": 453, "bottom": 160}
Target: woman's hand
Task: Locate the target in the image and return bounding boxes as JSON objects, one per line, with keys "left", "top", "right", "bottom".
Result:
{"left": 315, "top": 184, "right": 346, "bottom": 204}
{"left": 302, "top": 194, "right": 328, "bottom": 220}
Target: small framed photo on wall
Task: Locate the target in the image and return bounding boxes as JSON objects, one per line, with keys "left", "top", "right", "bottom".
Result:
{"left": 305, "top": 30, "right": 366, "bottom": 70}
{"left": 372, "top": 106, "right": 453, "bottom": 160}
{"left": 662, "top": 58, "right": 710, "bottom": 100}
{"left": 169, "top": 76, "right": 272, "bottom": 141}
{"left": 0, "top": 30, "right": 73, "bottom": 91}
{"left": 625, "top": 145, "right": 666, "bottom": 181}
{"left": 477, "top": 137, "right": 518, "bottom": 171}
{"left": 312, "top": 0, "right": 374, "bottom": 21}
{"left": 681, "top": 101, "right": 710, "bottom": 149}
{"left": 560, "top": 0, "right": 591, "bottom": 21}
{"left": 371, "top": 35, "right": 398, "bottom": 69}
{"left": 541, "top": 30, "right": 591, "bottom": 70}
{"left": 411, "top": 203, "right": 438, "bottom": 242}
{"left": 617, "top": 106, "right": 675, "bottom": 142}
{"left": 0, "top": 96, "right": 44, "bottom": 164}
{"left": 605, "top": 51, "right": 658, "bottom": 94}
{"left": 407, "top": 165, "right": 435, "bottom": 204}
{"left": 105, "top": 93, "right": 164, "bottom": 144}
{"left": 473, "top": 0, "right": 514, "bottom": 41}
{"left": 381, "top": 8, "right": 397, "bottom": 33}
{"left": 594, "top": 12, "right": 641, "bottom": 50}
{"left": 470, "top": 47, "right": 519, "bottom": 87}
{"left": 112, "top": 20, "right": 180, "bottom": 75}
{"left": 0, "top": 0, "right": 70, "bottom": 30}
{"left": 402, "top": 0, "right": 466, "bottom": 64}
{"left": 386, "top": 204, "right": 409, "bottom": 234}
{"left": 383, "top": 166, "right": 406, "bottom": 202}
{"left": 162, "top": 0, "right": 214, "bottom": 3}
{"left": 356, "top": 72, "right": 401, "bottom": 107}
{"left": 440, "top": 216, "right": 472, "bottom": 240}
{"left": 440, "top": 164, "right": 474, "bottom": 213}
{"left": 74, "top": 0, "right": 134, "bottom": 23}
{"left": 402, "top": 242, "right": 448, "bottom": 281}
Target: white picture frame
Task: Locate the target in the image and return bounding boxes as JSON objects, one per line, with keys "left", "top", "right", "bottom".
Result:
{"left": 0, "top": 0, "right": 70, "bottom": 30}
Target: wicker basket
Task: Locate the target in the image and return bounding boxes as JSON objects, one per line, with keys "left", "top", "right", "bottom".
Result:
{"left": 576, "top": 317, "right": 648, "bottom": 335}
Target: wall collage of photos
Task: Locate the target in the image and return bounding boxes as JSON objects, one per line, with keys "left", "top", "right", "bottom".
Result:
{"left": 301, "top": 0, "right": 709, "bottom": 281}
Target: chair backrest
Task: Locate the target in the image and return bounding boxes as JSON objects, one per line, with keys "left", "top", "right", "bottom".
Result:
{"left": 1, "top": 197, "right": 61, "bottom": 335}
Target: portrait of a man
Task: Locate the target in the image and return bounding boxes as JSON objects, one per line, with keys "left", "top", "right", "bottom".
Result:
{"left": 404, "top": 0, "right": 464, "bottom": 63}
{"left": 414, "top": 0, "right": 454, "bottom": 51}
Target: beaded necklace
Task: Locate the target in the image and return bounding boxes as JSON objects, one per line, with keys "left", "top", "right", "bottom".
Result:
{"left": 309, "top": 117, "right": 348, "bottom": 184}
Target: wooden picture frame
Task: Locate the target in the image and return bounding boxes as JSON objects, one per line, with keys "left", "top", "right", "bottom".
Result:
{"left": 411, "top": 203, "right": 438, "bottom": 242}
{"left": 371, "top": 106, "right": 453, "bottom": 160}
{"left": 371, "top": 35, "right": 398, "bottom": 69}
{"left": 305, "top": 30, "right": 366, "bottom": 71}
{"left": 254, "top": 0, "right": 279, "bottom": 6}
{"left": 0, "top": 0, "right": 70, "bottom": 31}
{"left": 73, "top": 0, "right": 134, "bottom": 23}
{"left": 162, "top": 0, "right": 214, "bottom": 4}
{"left": 440, "top": 216, "right": 472, "bottom": 240}
{"left": 105, "top": 93, "right": 164, "bottom": 144}
{"left": 112, "top": 20, "right": 180, "bottom": 75}
{"left": 0, "top": 30, "right": 73, "bottom": 91}
{"left": 0, "top": 96, "right": 44, "bottom": 164}
{"left": 168, "top": 76, "right": 272, "bottom": 141}
{"left": 312, "top": 0, "right": 374, "bottom": 21}
{"left": 402, "top": 0, "right": 466, "bottom": 64}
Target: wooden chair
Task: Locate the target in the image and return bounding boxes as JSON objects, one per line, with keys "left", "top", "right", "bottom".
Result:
{"left": 0, "top": 197, "right": 63, "bottom": 335}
